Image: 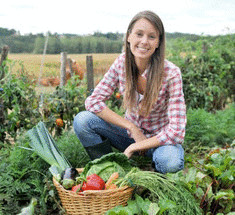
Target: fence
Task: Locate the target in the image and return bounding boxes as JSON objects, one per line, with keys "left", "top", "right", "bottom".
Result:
{"left": 0, "top": 46, "right": 9, "bottom": 142}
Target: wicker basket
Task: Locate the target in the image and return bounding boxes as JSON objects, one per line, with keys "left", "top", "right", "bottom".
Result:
{"left": 53, "top": 168, "right": 134, "bottom": 215}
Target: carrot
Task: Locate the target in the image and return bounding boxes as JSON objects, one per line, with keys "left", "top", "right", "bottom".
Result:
{"left": 105, "top": 172, "right": 119, "bottom": 189}
{"left": 108, "top": 184, "right": 118, "bottom": 189}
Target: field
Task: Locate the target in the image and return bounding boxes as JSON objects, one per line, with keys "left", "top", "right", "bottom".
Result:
{"left": 8, "top": 53, "right": 119, "bottom": 79}
{"left": 8, "top": 53, "right": 119, "bottom": 94}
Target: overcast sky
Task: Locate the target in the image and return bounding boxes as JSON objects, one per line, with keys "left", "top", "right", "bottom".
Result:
{"left": 1, "top": 0, "right": 234, "bottom": 36}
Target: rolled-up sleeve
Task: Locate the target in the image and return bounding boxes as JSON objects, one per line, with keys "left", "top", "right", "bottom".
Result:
{"left": 85, "top": 57, "right": 120, "bottom": 113}
{"left": 156, "top": 68, "right": 187, "bottom": 145}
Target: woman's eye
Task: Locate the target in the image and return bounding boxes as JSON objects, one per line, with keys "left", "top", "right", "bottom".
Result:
{"left": 136, "top": 32, "right": 143, "bottom": 37}
{"left": 149, "top": 35, "right": 156, "bottom": 39}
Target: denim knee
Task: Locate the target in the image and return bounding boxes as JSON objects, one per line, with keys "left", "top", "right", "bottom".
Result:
{"left": 152, "top": 144, "right": 184, "bottom": 174}
{"left": 73, "top": 111, "right": 92, "bottom": 136}
{"left": 73, "top": 111, "right": 103, "bottom": 147}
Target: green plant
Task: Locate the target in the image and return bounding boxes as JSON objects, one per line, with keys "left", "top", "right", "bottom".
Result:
{"left": 106, "top": 194, "right": 175, "bottom": 215}
{"left": 0, "top": 129, "right": 89, "bottom": 215}
{"left": 168, "top": 35, "right": 234, "bottom": 112}
{"left": 42, "top": 75, "right": 86, "bottom": 135}
{"left": 106, "top": 89, "right": 125, "bottom": 117}
{"left": 168, "top": 145, "right": 235, "bottom": 214}
{"left": 184, "top": 104, "right": 235, "bottom": 150}
{"left": 0, "top": 59, "right": 42, "bottom": 143}
{"left": 116, "top": 168, "right": 202, "bottom": 215}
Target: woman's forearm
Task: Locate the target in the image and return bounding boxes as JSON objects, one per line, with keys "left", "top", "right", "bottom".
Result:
{"left": 96, "top": 107, "right": 133, "bottom": 131}
{"left": 96, "top": 106, "right": 148, "bottom": 145}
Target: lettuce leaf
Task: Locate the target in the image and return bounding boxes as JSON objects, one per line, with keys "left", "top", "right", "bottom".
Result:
{"left": 81, "top": 152, "right": 132, "bottom": 181}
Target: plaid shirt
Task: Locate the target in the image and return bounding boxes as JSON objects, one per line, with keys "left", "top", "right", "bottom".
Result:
{"left": 85, "top": 53, "right": 186, "bottom": 145}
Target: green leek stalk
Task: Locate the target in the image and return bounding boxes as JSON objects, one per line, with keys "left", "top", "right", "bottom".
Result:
{"left": 26, "top": 121, "right": 71, "bottom": 182}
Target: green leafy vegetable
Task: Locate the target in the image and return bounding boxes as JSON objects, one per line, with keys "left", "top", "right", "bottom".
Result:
{"left": 26, "top": 121, "right": 71, "bottom": 177}
{"left": 105, "top": 194, "right": 160, "bottom": 215}
{"left": 116, "top": 168, "right": 202, "bottom": 215}
{"left": 81, "top": 152, "right": 132, "bottom": 181}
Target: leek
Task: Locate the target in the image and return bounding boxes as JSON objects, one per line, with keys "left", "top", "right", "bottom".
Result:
{"left": 26, "top": 121, "right": 71, "bottom": 176}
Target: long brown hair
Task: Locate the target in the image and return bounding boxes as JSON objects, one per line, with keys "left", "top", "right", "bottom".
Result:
{"left": 123, "top": 10, "right": 166, "bottom": 117}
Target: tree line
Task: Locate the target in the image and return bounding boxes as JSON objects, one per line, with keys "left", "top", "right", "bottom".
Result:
{"left": 0, "top": 27, "right": 225, "bottom": 54}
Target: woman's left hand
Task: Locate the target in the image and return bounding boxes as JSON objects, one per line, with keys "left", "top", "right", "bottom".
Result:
{"left": 123, "top": 144, "right": 135, "bottom": 158}
{"left": 124, "top": 143, "right": 147, "bottom": 158}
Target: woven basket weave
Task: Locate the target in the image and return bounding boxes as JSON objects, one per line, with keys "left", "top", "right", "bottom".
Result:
{"left": 53, "top": 168, "right": 134, "bottom": 215}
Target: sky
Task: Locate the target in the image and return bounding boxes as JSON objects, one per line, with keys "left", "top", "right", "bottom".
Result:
{"left": 1, "top": 0, "right": 234, "bottom": 36}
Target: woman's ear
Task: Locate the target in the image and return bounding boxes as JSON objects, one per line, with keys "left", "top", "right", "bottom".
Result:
{"left": 127, "top": 32, "right": 131, "bottom": 43}
{"left": 127, "top": 35, "right": 130, "bottom": 43}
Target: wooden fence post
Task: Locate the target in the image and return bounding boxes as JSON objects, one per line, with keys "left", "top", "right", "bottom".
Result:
{"left": 0, "top": 45, "right": 9, "bottom": 82}
{"left": 86, "top": 55, "right": 94, "bottom": 95}
{"left": 60, "top": 52, "right": 67, "bottom": 87}
{"left": 0, "top": 45, "right": 9, "bottom": 143}
{"left": 67, "top": 57, "right": 73, "bottom": 77}
{"left": 202, "top": 42, "right": 208, "bottom": 53}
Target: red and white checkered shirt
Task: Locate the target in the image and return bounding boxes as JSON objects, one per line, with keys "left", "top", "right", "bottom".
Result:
{"left": 85, "top": 53, "right": 186, "bottom": 145}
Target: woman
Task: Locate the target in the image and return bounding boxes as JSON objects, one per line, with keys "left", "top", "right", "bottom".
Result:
{"left": 73, "top": 10, "right": 186, "bottom": 174}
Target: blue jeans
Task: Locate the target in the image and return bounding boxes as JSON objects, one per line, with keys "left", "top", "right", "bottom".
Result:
{"left": 73, "top": 111, "right": 184, "bottom": 174}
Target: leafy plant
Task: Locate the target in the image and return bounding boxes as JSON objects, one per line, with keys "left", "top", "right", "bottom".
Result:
{"left": 184, "top": 104, "right": 235, "bottom": 150}
{"left": 0, "top": 59, "right": 87, "bottom": 143}
{"left": 41, "top": 75, "right": 86, "bottom": 135}
{"left": 106, "top": 194, "right": 171, "bottom": 215}
{"left": 116, "top": 168, "right": 202, "bottom": 215}
{"left": 168, "top": 35, "right": 234, "bottom": 112}
{"left": 168, "top": 144, "right": 235, "bottom": 214}
{"left": 0, "top": 59, "right": 42, "bottom": 143}
{"left": 0, "top": 129, "right": 89, "bottom": 215}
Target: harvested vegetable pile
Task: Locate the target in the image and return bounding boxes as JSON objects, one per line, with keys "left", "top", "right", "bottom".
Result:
{"left": 26, "top": 122, "right": 202, "bottom": 214}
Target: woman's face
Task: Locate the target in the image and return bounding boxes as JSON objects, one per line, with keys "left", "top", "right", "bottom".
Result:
{"left": 127, "top": 18, "right": 159, "bottom": 64}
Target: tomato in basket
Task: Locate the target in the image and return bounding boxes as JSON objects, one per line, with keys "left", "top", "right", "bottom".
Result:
{"left": 81, "top": 174, "right": 105, "bottom": 191}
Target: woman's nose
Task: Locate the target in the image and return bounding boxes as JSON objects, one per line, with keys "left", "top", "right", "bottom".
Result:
{"left": 141, "top": 35, "right": 148, "bottom": 44}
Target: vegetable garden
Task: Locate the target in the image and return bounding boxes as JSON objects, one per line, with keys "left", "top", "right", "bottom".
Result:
{"left": 0, "top": 34, "right": 234, "bottom": 215}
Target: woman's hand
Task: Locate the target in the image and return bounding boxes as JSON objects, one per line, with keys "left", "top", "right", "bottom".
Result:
{"left": 124, "top": 124, "right": 147, "bottom": 158}
{"left": 128, "top": 124, "right": 146, "bottom": 142}
{"left": 124, "top": 144, "right": 135, "bottom": 158}
{"left": 124, "top": 142, "right": 146, "bottom": 158}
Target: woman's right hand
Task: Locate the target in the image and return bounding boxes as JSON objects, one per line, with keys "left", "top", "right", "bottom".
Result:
{"left": 128, "top": 124, "right": 146, "bottom": 143}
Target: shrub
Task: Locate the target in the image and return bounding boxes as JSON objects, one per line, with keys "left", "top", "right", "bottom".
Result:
{"left": 168, "top": 35, "right": 234, "bottom": 112}
{"left": 42, "top": 76, "right": 86, "bottom": 135}
{"left": 184, "top": 103, "right": 235, "bottom": 150}
{"left": 0, "top": 60, "right": 42, "bottom": 143}
{"left": 0, "top": 59, "right": 87, "bottom": 143}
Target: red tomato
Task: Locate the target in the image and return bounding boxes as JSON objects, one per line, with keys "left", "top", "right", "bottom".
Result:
{"left": 115, "top": 92, "right": 121, "bottom": 99}
{"left": 56, "top": 118, "right": 64, "bottom": 127}
{"left": 81, "top": 174, "right": 105, "bottom": 191}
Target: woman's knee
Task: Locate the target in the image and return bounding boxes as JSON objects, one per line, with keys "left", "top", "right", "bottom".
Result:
{"left": 152, "top": 144, "right": 184, "bottom": 174}
{"left": 73, "top": 111, "right": 95, "bottom": 135}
